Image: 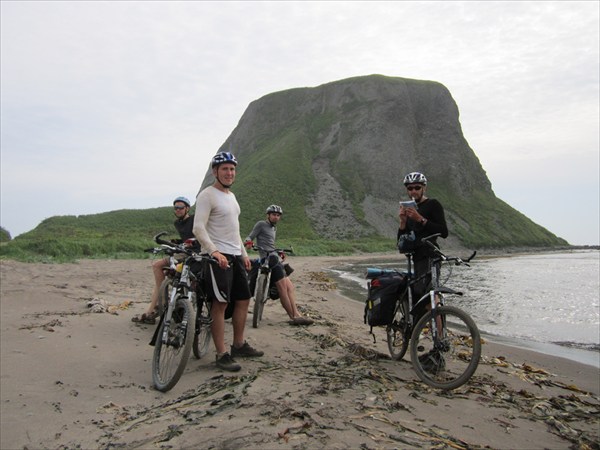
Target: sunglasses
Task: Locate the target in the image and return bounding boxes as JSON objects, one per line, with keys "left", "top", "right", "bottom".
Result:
{"left": 270, "top": 213, "right": 281, "bottom": 216}
{"left": 174, "top": 206, "right": 187, "bottom": 210}
{"left": 406, "top": 185, "right": 423, "bottom": 191}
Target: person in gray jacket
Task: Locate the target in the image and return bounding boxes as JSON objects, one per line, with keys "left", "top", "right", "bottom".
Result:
{"left": 245, "top": 205, "right": 313, "bottom": 326}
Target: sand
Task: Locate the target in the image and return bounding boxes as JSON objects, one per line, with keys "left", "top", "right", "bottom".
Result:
{"left": 1, "top": 255, "right": 598, "bottom": 450}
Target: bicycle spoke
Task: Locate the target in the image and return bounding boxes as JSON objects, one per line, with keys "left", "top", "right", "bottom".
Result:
{"left": 410, "top": 305, "right": 481, "bottom": 390}
{"left": 193, "top": 296, "right": 212, "bottom": 359}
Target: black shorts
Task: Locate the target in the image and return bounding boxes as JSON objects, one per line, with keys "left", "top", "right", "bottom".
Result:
{"left": 206, "top": 255, "right": 251, "bottom": 303}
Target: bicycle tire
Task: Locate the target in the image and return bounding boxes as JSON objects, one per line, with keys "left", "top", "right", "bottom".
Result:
{"left": 193, "top": 295, "right": 212, "bottom": 359}
{"left": 386, "top": 298, "right": 410, "bottom": 360}
{"left": 157, "top": 277, "right": 172, "bottom": 316}
{"left": 252, "top": 273, "right": 269, "bottom": 328}
{"left": 410, "top": 305, "right": 481, "bottom": 390}
{"left": 152, "top": 296, "right": 195, "bottom": 392}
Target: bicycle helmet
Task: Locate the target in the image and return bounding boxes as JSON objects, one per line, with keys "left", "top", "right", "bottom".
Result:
{"left": 403, "top": 172, "right": 427, "bottom": 186}
{"left": 173, "top": 196, "right": 191, "bottom": 207}
{"left": 266, "top": 204, "right": 283, "bottom": 215}
{"left": 211, "top": 152, "right": 238, "bottom": 168}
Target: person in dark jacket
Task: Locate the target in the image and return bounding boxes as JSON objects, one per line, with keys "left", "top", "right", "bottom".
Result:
{"left": 397, "top": 172, "right": 448, "bottom": 299}
{"left": 132, "top": 196, "right": 195, "bottom": 324}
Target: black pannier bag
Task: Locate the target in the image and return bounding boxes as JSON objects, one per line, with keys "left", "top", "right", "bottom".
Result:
{"left": 364, "top": 270, "right": 407, "bottom": 328}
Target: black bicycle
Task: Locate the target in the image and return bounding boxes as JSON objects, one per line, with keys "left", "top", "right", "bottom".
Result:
{"left": 148, "top": 232, "right": 215, "bottom": 392}
{"left": 366, "top": 234, "right": 481, "bottom": 390}
{"left": 248, "top": 245, "right": 294, "bottom": 328}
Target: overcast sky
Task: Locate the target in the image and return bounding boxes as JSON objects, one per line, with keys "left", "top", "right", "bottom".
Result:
{"left": 1, "top": 1, "right": 598, "bottom": 245}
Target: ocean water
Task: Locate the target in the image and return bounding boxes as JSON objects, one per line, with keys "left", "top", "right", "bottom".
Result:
{"left": 327, "top": 250, "right": 600, "bottom": 367}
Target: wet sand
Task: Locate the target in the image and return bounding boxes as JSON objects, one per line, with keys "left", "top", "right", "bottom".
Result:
{"left": 1, "top": 256, "right": 598, "bottom": 449}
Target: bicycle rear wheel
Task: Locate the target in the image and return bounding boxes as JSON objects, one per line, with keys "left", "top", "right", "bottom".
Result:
{"left": 252, "top": 273, "right": 269, "bottom": 328}
{"left": 193, "top": 295, "right": 212, "bottom": 359}
{"left": 386, "top": 299, "right": 410, "bottom": 360}
{"left": 152, "top": 296, "right": 195, "bottom": 392}
{"left": 410, "top": 305, "right": 481, "bottom": 390}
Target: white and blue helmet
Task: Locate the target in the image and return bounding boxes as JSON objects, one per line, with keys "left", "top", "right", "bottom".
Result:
{"left": 211, "top": 152, "right": 238, "bottom": 168}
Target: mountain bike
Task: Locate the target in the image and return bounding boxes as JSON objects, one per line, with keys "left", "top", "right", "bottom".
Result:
{"left": 148, "top": 232, "right": 216, "bottom": 392}
{"left": 248, "top": 245, "right": 294, "bottom": 328}
{"left": 366, "top": 234, "right": 481, "bottom": 390}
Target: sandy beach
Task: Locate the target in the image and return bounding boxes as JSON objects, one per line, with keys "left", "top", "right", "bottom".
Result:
{"left": 1, "top": 255, "right": 598, "bottom": 450}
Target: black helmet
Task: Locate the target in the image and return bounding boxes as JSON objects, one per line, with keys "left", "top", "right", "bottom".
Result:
{"left": 211, "top": 152, "right": 238, "bottom": 168}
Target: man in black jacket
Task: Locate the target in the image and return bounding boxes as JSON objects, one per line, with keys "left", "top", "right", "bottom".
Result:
{"left": 132, "top": 196, "right": 195, "bottom": 324}
{"left": 398, "top": 172, "right": 448, "bottom": 300}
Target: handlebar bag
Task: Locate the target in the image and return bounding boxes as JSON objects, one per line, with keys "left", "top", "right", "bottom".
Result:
{"left": 397, "top": 230, "right": 418, "bottom": 254}
{"left": 364, "top": 273, "right": 407, "bottom": 327}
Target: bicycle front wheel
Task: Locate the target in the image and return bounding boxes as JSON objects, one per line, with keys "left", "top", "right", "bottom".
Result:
{"left": 252, "top": 273, "right": 269, "bottom": 328}
{"left": 156, "top": 277, "right": 173, "bottom": 316}
{"left": 410, "top": 305, "right": 481, "bottom": 390}
{"left": 152, "top": 296, "right": 195, "bottom": 392}
{"left": 193, "top": 296, "right": 212, "bottom": 359}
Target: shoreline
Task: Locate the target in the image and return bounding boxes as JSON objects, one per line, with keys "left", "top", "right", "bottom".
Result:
{"left": 322, "top": 250, "right": 600, "bottom": 369}
{"left": 1, "top": 256, "right": 598, "bottom": 449}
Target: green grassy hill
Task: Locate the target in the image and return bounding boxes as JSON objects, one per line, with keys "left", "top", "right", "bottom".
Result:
{"left": 0, "top": 209, "right": 179, "bottom": 262}
{"left": 0, "top": 206, "right": 397, "bottom": 262}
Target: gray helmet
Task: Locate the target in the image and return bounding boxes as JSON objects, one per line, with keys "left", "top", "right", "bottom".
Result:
{"left": 173, "top": 196, "right": 190, "bottom": 207}
{"left": 403, "top": 172, "right": 427, "bottom": 186}
{"left": 266, "top": 204, "right": 283, "bottom": 215}
{"left": 211, "top": 152, "right": 238, "bottom": 168}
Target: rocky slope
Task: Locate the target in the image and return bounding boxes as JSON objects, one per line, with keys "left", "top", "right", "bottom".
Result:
{"left": 202, "top": 74, "right": 566, "bottom": 248}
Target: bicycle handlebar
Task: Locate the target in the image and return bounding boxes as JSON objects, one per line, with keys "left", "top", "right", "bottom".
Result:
{"left": 421, "top": 233, "right": 476, "bottom": 266}
{"left": 251, "top": 245, "right": 294, "bottom": 255}
{"left": 151, "top": 232, "right": 221, "bottom": 265}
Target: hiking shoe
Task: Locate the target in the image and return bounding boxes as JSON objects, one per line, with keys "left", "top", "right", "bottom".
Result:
{"left": 231, "top": 341, "right": 264, "bottom": 358}
{"left": 216, "top": 352, "right": 241, "bottom": 372}
{"left": 289, "top": 316, "right": 314, "bottom": 326}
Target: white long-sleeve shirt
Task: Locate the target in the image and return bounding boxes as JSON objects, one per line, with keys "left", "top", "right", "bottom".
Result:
{"left": 192, "top": 186, "right": 247, "bottom": 257}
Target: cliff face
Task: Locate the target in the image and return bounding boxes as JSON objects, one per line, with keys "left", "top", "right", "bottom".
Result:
{"left": 202, "top": 75, "right": 566, "bottom": 248}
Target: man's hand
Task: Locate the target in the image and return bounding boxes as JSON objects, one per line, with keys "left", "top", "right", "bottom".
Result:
{"left": 211, "top": 251, "right": 229, "bottom": 269}
{"left": 242, "top": 256, "right": 251, "bottom": 271}
{"left": 244, "top": 240, "right": 253, "bottom": 249}
{"left": 404, "top": 207, "right": 424, "bottom": 223}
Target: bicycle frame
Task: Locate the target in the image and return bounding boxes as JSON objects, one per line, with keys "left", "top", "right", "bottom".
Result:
{"left": 161, "top": 259, "right": 194, "bottom": 346}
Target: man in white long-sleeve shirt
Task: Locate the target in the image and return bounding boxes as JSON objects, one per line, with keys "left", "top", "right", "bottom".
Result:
{"left": 193, "top": 152, "right": 263, "bottom": 372}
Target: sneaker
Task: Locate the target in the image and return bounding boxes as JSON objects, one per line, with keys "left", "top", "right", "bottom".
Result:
{"left": 231, "top": 341, "right": 264, "bottom": 358}
{"left": 289, "top": 316, "right": 314, "bottom": 326}
{"left": 216, "top": 352, "right": 241, "bottom": 372}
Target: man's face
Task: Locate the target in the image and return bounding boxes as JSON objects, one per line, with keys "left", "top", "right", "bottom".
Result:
{"left": 173, "top": 202, "right": 189, "bottom": 218}
{"left": 213, "top": 163, "right": 236, "bottom": 187}
{"left": 268, "top": 212, "right": 281, "bottom": 224}
{"left": 406, "top": 183, "right": 426, "bottom": 202}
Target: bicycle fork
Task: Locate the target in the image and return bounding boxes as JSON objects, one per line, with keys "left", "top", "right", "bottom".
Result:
{"left": 161, "top": 274, "right": 191, "bottom": 347}
{"left": 428, "top": 291, "right": 447, "bottom": 351}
